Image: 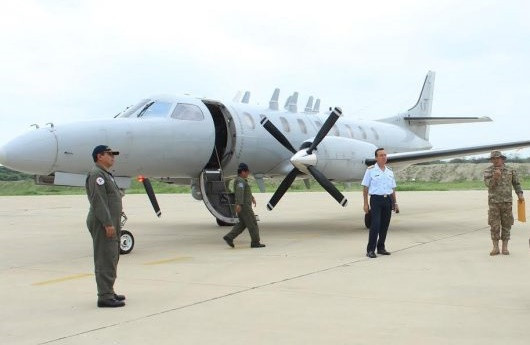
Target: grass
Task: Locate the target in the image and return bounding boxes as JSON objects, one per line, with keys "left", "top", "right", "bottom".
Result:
{"left": 1, "top": 178, "right": 529, "bottom": 196}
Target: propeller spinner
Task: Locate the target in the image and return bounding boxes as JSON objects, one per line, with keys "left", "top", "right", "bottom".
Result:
{"left": 260, "top": 107, "right": 348, "bottom": 210}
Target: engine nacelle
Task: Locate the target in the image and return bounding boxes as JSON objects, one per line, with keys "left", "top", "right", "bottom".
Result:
{"left": 307, "top": 137, "right": 377, "bottom": 181}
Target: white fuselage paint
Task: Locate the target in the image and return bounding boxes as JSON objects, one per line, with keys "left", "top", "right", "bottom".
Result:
{"left": 0, "top": 96, "right": 431, "bottom": 182}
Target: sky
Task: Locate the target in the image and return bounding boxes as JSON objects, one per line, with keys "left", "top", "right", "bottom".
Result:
{"left": 1, "top": 0, "right": 529, "bottom": 158}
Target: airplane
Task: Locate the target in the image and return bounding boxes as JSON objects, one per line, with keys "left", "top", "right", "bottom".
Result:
{"left": 1, "top": 71, "right": 529, "bottom": 254}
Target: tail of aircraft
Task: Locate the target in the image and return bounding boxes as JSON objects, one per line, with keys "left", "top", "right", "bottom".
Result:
{"left": 397, "top": 70, "right": 490, "bottom": 141}
{"left": 403, "top": 71, "right": 435, "bottom": 140}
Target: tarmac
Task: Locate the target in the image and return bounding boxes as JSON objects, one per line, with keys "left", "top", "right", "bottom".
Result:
{"left": 0, "top": 190, "right": 529, "bottom": 345}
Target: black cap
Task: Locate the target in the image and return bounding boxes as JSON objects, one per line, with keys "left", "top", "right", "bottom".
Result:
{"left": 92, "top": 145, "right": 120, "bottom": 162}
{"left": 238, "top": 162, "right": 249, "bottom": 173}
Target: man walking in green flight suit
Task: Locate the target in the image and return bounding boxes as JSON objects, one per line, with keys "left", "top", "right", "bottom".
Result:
{"left": 223, "top": 163, "right": 266, "bottom": 248}
{"left": 86, "top": 145, "right": 126, "bottom": 308}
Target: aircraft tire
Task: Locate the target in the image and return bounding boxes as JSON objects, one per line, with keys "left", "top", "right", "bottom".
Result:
{"left": 120, "top": 230, "right": 135, "bottom": 254}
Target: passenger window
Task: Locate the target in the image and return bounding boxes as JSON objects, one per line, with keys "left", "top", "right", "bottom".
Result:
{"left": 297, "top": 119, "right": 307, "bottom": 134}
{"left": 370, "top": 127, "right": 380, "bottom": 140}
{"left": 243, "top": 112, "right": 255, "bottom": 129}
{"left": 344, "top": 124, "right": 354, "bottom": 138}
{"left": 280, "top": 117, "right": 290, "bottom": 132}
{"left": 315, "top": 121, "right": 322, "bottom": 129}
{"left": 358, "top": 126, "right": 367, "bottom": 139}
{"left": 138, "top": 101, "right": 173, "bottom": 118}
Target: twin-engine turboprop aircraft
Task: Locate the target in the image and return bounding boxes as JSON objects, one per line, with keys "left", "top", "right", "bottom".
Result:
{"left": 1, "top": 71, "right": 529, "bottom": 253}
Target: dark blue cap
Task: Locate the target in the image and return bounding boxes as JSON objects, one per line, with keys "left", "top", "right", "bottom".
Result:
{"left": 238, "top": 162, "right": 249, "bottom": 172}
{"left": 92, "top": 145, "right": 119, "bottom": 162}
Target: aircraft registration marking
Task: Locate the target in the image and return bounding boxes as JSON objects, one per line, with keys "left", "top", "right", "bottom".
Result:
{"left": 32, "top": 273, "right": 93, "bottom": 286}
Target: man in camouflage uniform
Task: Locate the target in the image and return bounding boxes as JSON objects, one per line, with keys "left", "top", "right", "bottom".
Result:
{"left": 223, "top": 163, "right": 266, "bottom": 248}
{"left": 484, "top": 150, "right": 524, "bottom": 256}
{"left": 86, "top": 145, "right": 126, "bottom": 307}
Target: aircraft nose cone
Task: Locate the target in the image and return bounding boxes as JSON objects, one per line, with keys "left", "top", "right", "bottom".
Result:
{"left": 0, "top": 129, "right": 58, "bottom": 175}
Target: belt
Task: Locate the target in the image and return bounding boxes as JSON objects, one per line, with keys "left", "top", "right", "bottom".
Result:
{"left": 370, "top": 194, "right": 390, "bottom": 198}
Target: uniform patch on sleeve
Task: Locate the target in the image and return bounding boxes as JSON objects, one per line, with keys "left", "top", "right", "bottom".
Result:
{"left": 238, "top": 182, "right": 244, "bottom": 188}
{"left": 96, "top": 177, "right": 105, "bottom": 185}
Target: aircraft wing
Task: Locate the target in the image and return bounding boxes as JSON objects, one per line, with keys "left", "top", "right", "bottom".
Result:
{"left": 364, "top": 140, "right": 530, "bottom": 168}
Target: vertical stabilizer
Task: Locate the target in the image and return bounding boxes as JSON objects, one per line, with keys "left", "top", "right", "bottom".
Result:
{"left": 405, "top": 71, "right": 435, "bottom": 140}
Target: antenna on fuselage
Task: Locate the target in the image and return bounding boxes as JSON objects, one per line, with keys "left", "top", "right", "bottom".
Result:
{"left": 242, "top": 91, "right": 251, "bottom": 103}
{"left": 269, "top": 88, "right": 280, "bottom": 110}
{"left": 288, "top": 92, "right": 298, "bottom": 113}
{"left": 284, "top": 95, "right": 292, "bottom": 110}
{"left": 232, "top": 91, "right": 242, "bottom": 103}
{"left": 313, "top": 98, "right": 321, "bottom": 113}
{"left": 304, "top": 96, "right": 314, "bottom": 112}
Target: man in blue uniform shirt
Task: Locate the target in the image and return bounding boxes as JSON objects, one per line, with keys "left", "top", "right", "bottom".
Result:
{"left": 361, "top": 148, "right": 399, "bottom": 258}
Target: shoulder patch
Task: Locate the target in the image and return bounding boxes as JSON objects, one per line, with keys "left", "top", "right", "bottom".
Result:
{"left": 96, "top": 177, "right": 105, "bottom": 186}
{"left": 238, "top": 182, "right": 244, "bottom": 188}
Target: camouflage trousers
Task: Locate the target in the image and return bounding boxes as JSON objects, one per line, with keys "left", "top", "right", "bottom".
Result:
{"left": 488, "top": 202, "right": 514, "bottom": 241}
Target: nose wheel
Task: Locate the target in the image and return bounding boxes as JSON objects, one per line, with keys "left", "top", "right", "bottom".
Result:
{"left": 119, "top": 212, "right": 135, "bottom": 254}
{"left": 120, "top": 230, "right": 135, "bottom": 254}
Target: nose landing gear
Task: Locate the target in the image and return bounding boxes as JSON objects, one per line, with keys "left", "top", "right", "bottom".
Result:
{"left": 119, "top": 213, "right": 135, "bottom": 254}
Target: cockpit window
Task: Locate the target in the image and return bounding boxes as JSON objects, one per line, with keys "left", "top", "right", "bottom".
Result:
{"left": 137, "top": 101, "right": 173, "bottom": 118}
{"left": 171, "top": 104, "right": 204, "bottom": 121}
{"left": 116, "top": 99, "right": 150, "bottom": 118}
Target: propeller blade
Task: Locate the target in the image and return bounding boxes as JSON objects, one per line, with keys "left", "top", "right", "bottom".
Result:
{"left": 140, "top": 177, "right": 162, "bottom": 217}
{"left": 267, "top": 168, "right": 299, "bottom": 210}
{"left": 260, "top": 116, "right": 297, "bottom": 154}
{"left": 306, "top": 107, "right": 342, "bottom": 154}
{"left": 307, "top": 166, "right": 348, "bottom": 207}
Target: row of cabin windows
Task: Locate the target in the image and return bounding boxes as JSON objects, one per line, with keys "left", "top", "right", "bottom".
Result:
{"left": 243, "top": 112, "right": 380, "bottom": 140}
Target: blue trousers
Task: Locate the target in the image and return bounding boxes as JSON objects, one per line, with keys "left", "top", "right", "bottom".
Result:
{"left": 367, "top": 195, "right": 392, "bottom": 252}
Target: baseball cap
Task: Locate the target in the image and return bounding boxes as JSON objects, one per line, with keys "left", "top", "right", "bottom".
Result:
{"left": 92, "top": 145, "right": 120, "bottom": 161}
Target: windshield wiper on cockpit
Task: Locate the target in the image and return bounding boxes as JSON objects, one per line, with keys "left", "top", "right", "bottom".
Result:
{"left": 137, "top": 101, "right": 155, "bottom": 118}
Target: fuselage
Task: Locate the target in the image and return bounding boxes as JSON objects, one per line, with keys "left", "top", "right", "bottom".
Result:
{"left": 0, "top": 94, "right": 431, "bottom": 183}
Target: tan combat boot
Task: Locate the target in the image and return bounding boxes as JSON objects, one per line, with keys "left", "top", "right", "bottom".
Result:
{"left": 502, "top": 240, "right": 510, "bottom": 255}
{"left": 490, "top": 240, "right": 500, "bottom": 256}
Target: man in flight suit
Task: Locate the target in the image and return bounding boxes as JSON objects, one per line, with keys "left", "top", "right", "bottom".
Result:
{"left": 86, "top": 145, "right": 126, "bottom": 308}
{"left": 362, "top": 148, "right": 399, "bottom": 258}
{"left": 484, "top": 150, "right": 524, "bottom": 255}
{"left": 223, "top": 163, "right": 266, "bottom": 248}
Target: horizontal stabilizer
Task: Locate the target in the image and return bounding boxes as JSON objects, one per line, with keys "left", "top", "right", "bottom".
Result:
{"left": 405, "top": 116, "right": 492, "bottom": 126}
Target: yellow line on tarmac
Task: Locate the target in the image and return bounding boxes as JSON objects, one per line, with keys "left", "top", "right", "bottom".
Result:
{"left": 33, "top": 273, "right": 93, "bottom": 286}
{"left": 143, "top": 257, "right": 192, "bottom": 265}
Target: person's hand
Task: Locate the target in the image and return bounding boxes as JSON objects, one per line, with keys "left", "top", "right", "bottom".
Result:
{"left": 235, "top": 204, "right": 241, "bottom": 214}
{"left": 493, "top": 168, "right": 502, "bottom": 179}
{"left": 394, "top": 204, "right": 400, "bottom": 214}
{"left": 363, "top": 204, "right": 369, "bottom": 213}
{"left": 518, "top": 193, "right": 525, "bottom": 202}
{"left": 105, "top": 225, "right": 116, "bottom": 238}
{"left": 252, "top": 197, "right": 256, "bottom": 207}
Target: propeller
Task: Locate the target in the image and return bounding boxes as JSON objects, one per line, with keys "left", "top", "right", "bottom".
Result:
{"left": 138, "top": 175, "right": 162, "bottom": 217}
{"left": 261, "top": 107, "right": 347, "bottom": 210}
